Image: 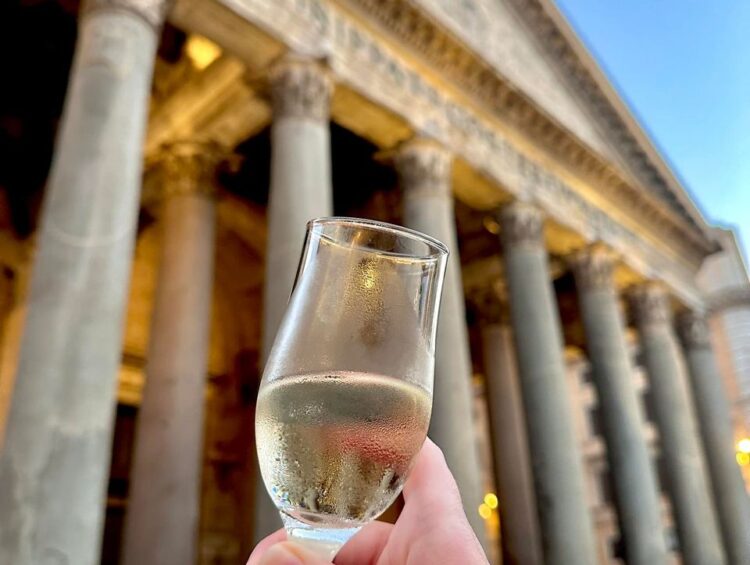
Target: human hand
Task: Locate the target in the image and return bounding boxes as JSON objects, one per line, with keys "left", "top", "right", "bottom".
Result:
{"left": 247, "top": 438, "right": 489, "bottom": 565}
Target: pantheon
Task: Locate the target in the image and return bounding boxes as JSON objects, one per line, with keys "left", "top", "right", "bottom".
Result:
{"left": 1, "top": 0, "right": 749, "bottom": 564}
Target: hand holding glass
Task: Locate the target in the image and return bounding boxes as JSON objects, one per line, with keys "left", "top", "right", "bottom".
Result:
{"left": 255, "top": 218, "right": 448, "bottom": 558}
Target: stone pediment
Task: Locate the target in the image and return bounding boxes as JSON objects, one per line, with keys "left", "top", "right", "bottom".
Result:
{"left": 413, "top": 0, "right": 616, "bottom": 163}
{"left": 364, "top": 0, "right": 713, "bottom": 249}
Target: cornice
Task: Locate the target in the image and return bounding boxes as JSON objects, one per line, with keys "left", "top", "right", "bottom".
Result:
{"left": 343, "top": 0, "right": 714, "bottom": 261}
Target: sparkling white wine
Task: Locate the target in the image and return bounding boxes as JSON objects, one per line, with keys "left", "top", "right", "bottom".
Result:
{"left": 256, "top": 372, "right": 432, "bottom": 528}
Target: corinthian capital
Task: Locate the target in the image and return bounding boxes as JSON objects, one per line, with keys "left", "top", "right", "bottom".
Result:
{"left": 629, "top": 283, "right": 671, "bottom": 326}
{"left": 570, "top": 245, "right": 615, "bottom": 292}
{"left": 677, "top": 311, "right": 711, "bottom": 349}
{"left": 497, "top": 201, "right": 544, "bottom": 248}
{"left": 269, "top": 57, "right": 332, "bottom": 121}
{"left": 151, "top": 140, "right": 227, "bottom": 200}
{"left": 467, "top": 283, "right": 508, "bottom": 325}
{"left": 82, "top": 0, "right": 171, "bottom": 29}
{"left": 394, "top": 138, "right": 452, "bottom": 198}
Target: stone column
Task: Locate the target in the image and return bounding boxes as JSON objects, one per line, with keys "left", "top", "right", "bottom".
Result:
{"left": 570, "top": 246, "right": 668, "bottom": 564}
{"left": 0, "top": 265, "right": 15, "bottom": 444}
{"left": 630, "top": 283, "right": 725, "bottom": 565}
{"left": 0, "top": 1, "right": 168, "bottom": 562}
{"left": 497, "top": 202, "right": 597, "bottom": 565}
{"left": 253, "top": 56, "right": 334, "bottom": 542}
{"left": 122, "top": 141, "right": 221, "bottom": 565}
{"left": 678, "top": 311, "right": 750, "bottom": 565}
{"left": 395, "top": 139, "right": 488, "bottom": 549}
{"left": 0, "top": 266, "right": 14, "bottom": 375}
{"left": 477, "top": 290, "right": 543, "bottom": 565}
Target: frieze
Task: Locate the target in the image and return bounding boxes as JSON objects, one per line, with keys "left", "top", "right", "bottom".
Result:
{"left": 215, "top": 0, "right": 704, "bottom": 307}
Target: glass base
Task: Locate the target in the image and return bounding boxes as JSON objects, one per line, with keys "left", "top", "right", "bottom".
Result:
{"left": 280, "top": 512, "right": 361, "bottom": 560}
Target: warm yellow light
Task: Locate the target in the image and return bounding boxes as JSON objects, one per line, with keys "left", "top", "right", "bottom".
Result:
{"left": 484, "top": 493, "right": 499, "bottom": 510}
{"left": 738, "top": 438, "right": 750, "bottom": 454}
{"left": 185, "top": 35, "right": 222, "bottom": 70}
{"left": 362, "top": 273, "right": 376, "bottom": 290}
{"left": 478, "top": 503, "right": 492, "bottom": 520}
{"left": 737, "top": 452, "right": 750, "bottom": 467}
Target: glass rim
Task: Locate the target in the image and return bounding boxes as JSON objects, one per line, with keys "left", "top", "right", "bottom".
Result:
{"left": 307, "top": 216, "right": 449, "bottom": 259}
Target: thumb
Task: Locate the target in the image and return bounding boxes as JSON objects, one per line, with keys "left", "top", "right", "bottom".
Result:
{"left": 258, "top": 541, "right": 333, "bottom": 565}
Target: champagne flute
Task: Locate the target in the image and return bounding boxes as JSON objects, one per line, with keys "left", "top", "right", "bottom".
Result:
{"left": 255, "top": 217, "right": 448, "bottom": 559}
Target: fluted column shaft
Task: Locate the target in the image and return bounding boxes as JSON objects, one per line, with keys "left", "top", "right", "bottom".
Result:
{"left": 0, "top": 1, "right": 167, "bottom": 562}
{"left": 254, "top": 56, "right": 334, "bottom": 542}
{"left": 630, "top": 284, "right": 725, "bottom": 565}
{"left": 479, "top": 298, "right": 543, "bottom": 565}
{"left": 678, "top": 312, "right": 750, "bottom": 564}
{"left": 396, "top": 139, "right": 488, "bottom": 551}
{"left": 571, "top": 247, "right": 667, "bottom": 564}
{"left": 498, "top": 202, "right": 597, "bottom": 565}
{"left": 122, "top": 141, "right": 221, "bottom": 565}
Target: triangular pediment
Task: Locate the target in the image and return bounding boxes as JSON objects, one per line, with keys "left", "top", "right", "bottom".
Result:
{"left": 413, "top": 0, "right": 619, "bottom": 162}
{"left": 409, "top": 0, "right": 711, "bottom": 243}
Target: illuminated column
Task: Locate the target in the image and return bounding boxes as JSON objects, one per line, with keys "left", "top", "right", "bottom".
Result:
{"left": 396, "top": 138, "right": 489, "bottom": 551}
{"left": 254, "top": 56, "right": 334, "bottom": 542}
{"left": 478, "top": 290, "right": 543, "bottom": 565}
{"left": 0, "top": 0, "right": 168, "bottom": 562}
{"left": 570, "top": 246, "right": 667, "bottom": 564}
{"left": 122, "top": 141, "right": 222, "bottom": 565}
{"left": 498, "top": 202, "right": 597, "bottom": 565}
{"left": 678, "top": 311, "right": 750, "bottom": 564}
{"left": 630, "top": 283, "right": 725, "bottom": 565}
{"left": 0, "top": 265, "right": 15, "bottom": 443}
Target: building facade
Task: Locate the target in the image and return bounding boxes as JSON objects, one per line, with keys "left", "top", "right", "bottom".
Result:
{"left": 0, "top": 0, "right": 749, "bottom": 564}
{"left": 698, "top": 228, "right": 750, "bottom": 488}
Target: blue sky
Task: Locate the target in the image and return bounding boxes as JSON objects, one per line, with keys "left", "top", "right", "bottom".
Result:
{"left": 554, "top": 0, "right": 750, "bottom": 259}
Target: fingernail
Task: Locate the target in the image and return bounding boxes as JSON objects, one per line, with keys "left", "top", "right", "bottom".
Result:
{"left": 259, "top": 543, "right": 304, "bottom": 565}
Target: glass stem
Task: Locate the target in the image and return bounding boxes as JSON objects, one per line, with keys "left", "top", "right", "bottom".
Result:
{"left": 281, "top": 513, "right": 360, "bottom": 561}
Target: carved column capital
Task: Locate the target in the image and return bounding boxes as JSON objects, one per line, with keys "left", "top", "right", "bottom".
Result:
{"left": 394, "top": 138, "right": 452, "bottom": 199}
{"left": 151, "top": 140, "right": 227, "bottom": 200}
{"left": 269, "top": 56, "right": 332, "bottom": 121}
{"left": 467, "top": 282, "right": 508, "bottom": 325}
{"left": 82, "top": 0, "right": 171, "bottom": 29}
{"left": 570, "top": 244, "right": 615, "bottom": 292}
{"left": 497, "top": 201, "right": 544, "bottom": 248}
{"left": 677, "top": 311, "right": 711, "bottom": 349}
{"left": 629, "top": 283, "right": 672, "bottom": 326}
